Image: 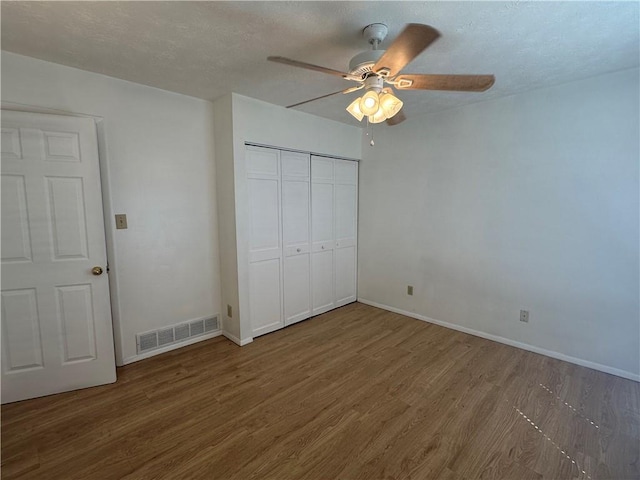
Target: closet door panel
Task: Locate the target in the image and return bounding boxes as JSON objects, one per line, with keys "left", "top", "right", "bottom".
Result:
{"left": 248, "top": 177, "right": 280, "bottom": 261}
{"left": 282, "top": 151, "right": 311, "bottom": 325}
{"left": 335, "top": 184, "right": 357, "bottom": 242}
{"left": 246, "top": 148, "right": 279, "bottom": 176}
{"left": 246, "top": 146, "right": 283, "bottom": 337}
{"left": 312, "top": 249, "right": 334, "bottom": 314}
{"left": 311, "top": 183, "right": 334, "bottom": 244}
{"left": 311, "top": 157, "right": 333, "bottom": 182}
{"left": 335, "top": 246, "right": 356, "bottom": 305}
{"left": 282, "top": 181, "right": 309, "bottom": 247}
{"left": 311, "top": 156, "right": 335, "bottom": 315}
{"left": 284, "top": 254, "right": 311, "bottom": 324}
{"left": 282, "top": 152, "right": 310, "bottom": 178}
{"left": 334, "top": 180, "right": 357, "bottom": 307}
{"left": 334, "top": 159, "right": 357, "bottom": 184}
{"left": 334, "top": 159, "right": 358, "bottom": 307}
{"left": 249, "top": 259, "right": 283, "bottom": 336}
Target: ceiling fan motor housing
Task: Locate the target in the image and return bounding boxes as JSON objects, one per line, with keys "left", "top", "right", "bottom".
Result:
{"left": 363, "top": 75, "right": 384, "bottom": 93}
{"left": 349, "top": 23, "right": 389, "bottom": 77}
{"left": 349, "top": 49, "right": 384, "bottom": 77}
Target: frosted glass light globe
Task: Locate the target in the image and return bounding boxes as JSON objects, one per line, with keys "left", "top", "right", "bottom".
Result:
{"left": 359, "top": 91, "right": 380, "bottom": 116}
{"left": 346, "top": 97, "right": 365, "bottom": 121}
{"left": 379, "top": 91, "right": 403, "bottom": 119}
{"left": 368, "top": 106, "right": 387, "bottom": 124}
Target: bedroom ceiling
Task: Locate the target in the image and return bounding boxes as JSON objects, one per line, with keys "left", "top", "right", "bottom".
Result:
{"left": 2, "top": 1, "right": 638, "bottom": 127}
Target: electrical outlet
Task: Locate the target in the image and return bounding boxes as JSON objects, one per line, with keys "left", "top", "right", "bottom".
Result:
{"left": 407, "top": 285, "right": 414, "bottom": 296}
{"left": 520, "top": 310, "right": 529, "bottom": 323}
{"left": 227, "top": 304, "right": 232, "bottom": 318}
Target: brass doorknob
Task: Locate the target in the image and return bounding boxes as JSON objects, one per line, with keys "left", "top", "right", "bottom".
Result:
{"left": 92, "top": 266, "right": 104, "bottom": 276}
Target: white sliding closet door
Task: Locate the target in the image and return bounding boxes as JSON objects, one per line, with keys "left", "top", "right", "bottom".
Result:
{"left": 246, "top": 146, "right": 283, "bottom": 337}
{"left": 334, "top": 159, "right": 358, "bottom": 307}
{"left": 311, "top": 156, "right": 335, "bottom": 315}
{"left": 281, "top": 151, "right": 311, "bottom": 325}
{"left": 245, "top": 147, "right": 357, "bottom": 338}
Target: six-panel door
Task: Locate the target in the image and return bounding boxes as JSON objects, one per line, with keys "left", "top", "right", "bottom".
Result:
{"left": 1, "top": 111, "right": 116, "bottom": 403}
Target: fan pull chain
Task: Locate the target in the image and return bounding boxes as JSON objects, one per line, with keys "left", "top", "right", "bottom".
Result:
{"left": 365, "top": 117, "right": 375, "bottom": 146}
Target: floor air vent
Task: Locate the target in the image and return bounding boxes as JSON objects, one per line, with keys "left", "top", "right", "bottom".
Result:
{"left": 190, "top": 319, "right": 205, "bottom": 336}
{"left": 157, "top": 327, "right": 175, "bottom": 346}
{"left": 205, "top": 316, "right": 218, "bottom": 332}
{"left": 175, "top": 324, "right": 190, "bottom": 342}
{"left": 136, "top": 315, "right": 219, "bottom": 354}
{"left": 137, "top": 331, "right": 158, "bottom": 353}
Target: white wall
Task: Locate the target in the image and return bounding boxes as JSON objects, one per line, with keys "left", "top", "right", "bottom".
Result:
{"left": 212, "top": 95, "right": 240, "bottom": 340}
{"left": 358, "top": 68, "right": 640, "bottom": 379}
{"left": 2, "top": 52, "right": 221, "bottom": 365}
{"left": 215, "top": 93, "right": 362, "bottom": 343}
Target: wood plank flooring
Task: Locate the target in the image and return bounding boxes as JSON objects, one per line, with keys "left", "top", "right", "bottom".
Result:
{"left": 2, "top": 303, "right": 639, "bottom": 479}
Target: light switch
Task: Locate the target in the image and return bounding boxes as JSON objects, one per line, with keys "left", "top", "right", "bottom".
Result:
{"left": 115, "top": 214, "right": 128, "bottom": 229}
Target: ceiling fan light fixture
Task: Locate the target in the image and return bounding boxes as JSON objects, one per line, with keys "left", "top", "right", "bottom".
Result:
{"left": 360, "top": 90, "right": 380, "bottom": 116}
{"left": 269, "top": 22, "right": 495, "bottom": 127}
{"left": 379, "top": 90, "right": 403, "bottom": 119}
{"left": 348, "top": 89, "right": 403, "bottom": 123}
{"left": 346, "top": 97, "right": 365, "bottom": 121}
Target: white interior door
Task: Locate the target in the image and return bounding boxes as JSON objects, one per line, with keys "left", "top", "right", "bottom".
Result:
{"left": 334, "top": 160, "right": 358, "bottom": 307}
{"left": 246, "top": 146, "right": 284, "bottom": 337}
{"left": 281, "top": 151, "right": 311, "bottom": 326}
{"left": 1, "top": 110, "right": 116, "bottom": 404}
{"left": 311, "top": 156, "right": 335, "bottom": 315}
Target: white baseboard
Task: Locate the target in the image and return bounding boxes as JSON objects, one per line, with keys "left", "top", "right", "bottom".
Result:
{"left": 222, "top": 331, "right": 253, "bottom": 346}
{"left": 121, "top": 330, "right": 223, "bottom": 366}
{"left": 357, "top": 298, "right": 639, "bottom": 382}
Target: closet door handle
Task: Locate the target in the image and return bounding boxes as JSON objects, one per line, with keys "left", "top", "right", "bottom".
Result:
{"left": 296, "top": 248, "right": 301, "bottom": 253}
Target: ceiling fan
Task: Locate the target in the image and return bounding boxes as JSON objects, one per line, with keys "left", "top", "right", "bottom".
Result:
{"left": 268, "top": 23, "right": 495, "bottom": 126}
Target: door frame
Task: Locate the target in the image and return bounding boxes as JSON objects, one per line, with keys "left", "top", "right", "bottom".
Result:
{"left": 2, "top": 101, "right": 124, "bottom": 366}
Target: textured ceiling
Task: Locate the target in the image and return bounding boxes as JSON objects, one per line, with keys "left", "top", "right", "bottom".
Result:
{"left": 2, "top": 1, "right": 638, "bottom": 126}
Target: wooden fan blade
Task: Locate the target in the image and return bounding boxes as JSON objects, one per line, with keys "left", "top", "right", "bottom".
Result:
{"left": 286, "top": 90, "right": 346, "bottom": 108}
{"left": 395, "top": 74, "right": 495, "bottom": 92}
{"left": 342, "top": 84, "right": 364, "bottom": 94}
{"left": 268, "top": 56, "right": 348, "bottom": 78}
{"left": 372, "top": 24, "right": 440, "bottom": 78}
{"left": 386, "top": 110, "right": 406, "bottom": 126}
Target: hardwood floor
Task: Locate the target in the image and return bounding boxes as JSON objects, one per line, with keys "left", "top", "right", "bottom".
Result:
{"left": 2, "top": 303, "right": 639, "bottom": 479}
